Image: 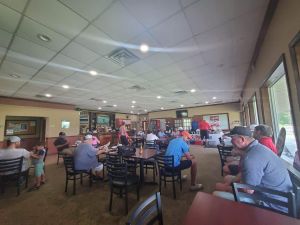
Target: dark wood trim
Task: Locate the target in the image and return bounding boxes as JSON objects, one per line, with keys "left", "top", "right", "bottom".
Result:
{"left": 149, "top": 101, "right": 240, "bottom": 114}
{"left": 259, "top": 87, "right": 266, "bottom": 124}
{"left": 0, "top": 96, "right": 75, "bottom": 110}
{"left": 241, "top": 0, "right": 279, "bottom": 98}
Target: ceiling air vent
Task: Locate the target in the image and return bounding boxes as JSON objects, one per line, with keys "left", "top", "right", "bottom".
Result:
{"left": 174, "top": 90, "right": 188, "bottom": 95}
{"left": 214, "top": 100, "right": 223, "bottom": 104}
{"left": 35, "top": 94, "right": 49, "bottom": 99}
{"left": 129, "top": 85, "right": 145, "bottom": 91}
{"left": 89, "top": 97, "right": 102, "bottom": 101}
{"left": 169, "top": 100, "right": 178, "bottom": 103}
{"left": 104, "top": 105, "right": 114, "bottom": 108}
{"left": 106, "top": 47, "right": 140, "bottom": 67}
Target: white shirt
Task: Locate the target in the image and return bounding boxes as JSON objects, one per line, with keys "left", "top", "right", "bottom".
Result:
{"left": 0, "top": 148, "right": 30, "bottom": 173}
{"left": 146, "top": 133, "right": 159, "bottom": 141}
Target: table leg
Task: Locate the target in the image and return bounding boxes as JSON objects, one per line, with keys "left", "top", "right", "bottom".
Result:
{"left": 139, "top": 159, "right": 144, "bottom": 183}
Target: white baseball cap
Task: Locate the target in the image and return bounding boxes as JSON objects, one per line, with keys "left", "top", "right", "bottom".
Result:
{"left": 9, "top": 136, "right": 21, "bottom": 143}
{"left": 178, "top": 127, "right": 184, "bottom": 131}
{"left": 84, "top": 134, "right": 93, "bottom": 140}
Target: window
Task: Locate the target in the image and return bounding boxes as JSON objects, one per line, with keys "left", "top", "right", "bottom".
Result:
{"left": 174, "top": 119, "right": 182, "bottom": 128}
{"left": 182, "top": 118, "right": 191, "bottom": 130}
{"left": 268, "top": 64, "right": 297, "bottom": 164}
{"left": 252, "top": 95, "right": 259, "bottom": 125}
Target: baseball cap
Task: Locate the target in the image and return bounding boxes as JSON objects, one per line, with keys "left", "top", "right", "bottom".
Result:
{"left": 9, "top": 136, "right": 21, "bottom": 143}
{"left": 229, "top": 126, "right": 252, "bottom": 137}
{"left": 178, "top": 127, "right": 184, "bottom": 131}
{"left": 84, "top": 134, "right": 93, "bottom": 140}
{"left": 181, "top": 131, "right": 192, "bottom": 139}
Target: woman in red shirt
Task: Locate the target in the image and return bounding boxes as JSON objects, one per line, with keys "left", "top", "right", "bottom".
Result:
{"left": 253, "top": 125, "right": 278, "bottom": 155}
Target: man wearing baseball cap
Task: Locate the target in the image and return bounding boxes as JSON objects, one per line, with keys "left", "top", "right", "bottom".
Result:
{"left": 0, "top": 136, "right": 31, "bottom": 174}
{"left": 73, "top": 134, "right": 106, "bottom": 177}
{"left": 213, "top": 126, "right": 292, "bottom": 211}
{"left": 165, "top": 130, "right": 203, "bottom": 191}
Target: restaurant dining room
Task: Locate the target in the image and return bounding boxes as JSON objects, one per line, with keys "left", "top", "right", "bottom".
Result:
{"left": 1, "top": 0, "right": 300, "bottom": 225}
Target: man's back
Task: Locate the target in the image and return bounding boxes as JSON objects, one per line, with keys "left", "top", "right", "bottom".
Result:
{"left": 0, "top": 148, "right": 30, "bottom": 172}
{"left": 165, "top": 138, "right": 189, "bottom": 167}
{"left": 146, "top": 133, "right": 158, "bottom": 141}
{"left": 74, "top": 143, "right": 97, "bottom": 171}
{"left": 241, "top": 140, "right": 292, "bottom": 192}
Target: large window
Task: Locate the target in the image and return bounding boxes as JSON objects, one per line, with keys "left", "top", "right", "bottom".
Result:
{"left": 248, "top": 95, "right": 259, "bottom": 125}
{"left": 182, "top": 118, "right": 191, "bottom": 131}
{"left": 268, "top": 64, "right": 297, "bottom": 164}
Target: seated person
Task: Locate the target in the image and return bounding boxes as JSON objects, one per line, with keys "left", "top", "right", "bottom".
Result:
{"left": 158, "top": 129, "right": 166, "bottom": 138}
{"left": 253, "top": 124, "right": 277, "bottom": 155}
{"left": 91, "top": 134, "right": 100, "bottom": 148}
{"left": 146, "top": 130, "right": 159, "bottom": 141}
{"left": 213, "top": 126, "right": 293, "bottom": 212}
{"left": 28, "top": 142, "right": 46, "bottom": 191}
{"left": 74, "top": 134, "right": 106, "bottom": 177}
{"left": 0, "top": 136, "right": 30, "bottom": 174}
{"left": 53, "top": 132, "right": 69, "bottom": 154}
{"left": 171, "top": 128, "right": 180, "bottom": 137}
{"left": 165, "top": 131, "right": 203, "bottom": 191}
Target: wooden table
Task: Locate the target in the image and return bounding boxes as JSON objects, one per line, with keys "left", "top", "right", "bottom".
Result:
{"left": 182, "top": 192, "right": 300, "bottom": 225}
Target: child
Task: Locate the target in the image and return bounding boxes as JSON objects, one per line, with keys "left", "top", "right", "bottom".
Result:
{"left": 29, "top": 142, "right": 46, "bottom": 191}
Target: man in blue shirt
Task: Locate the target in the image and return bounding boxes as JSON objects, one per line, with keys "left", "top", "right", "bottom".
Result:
{"left": 165, "top": 131, "right": 203, "bottom": 191}
{"left": 74, "top": 135, "right": 106, "bottom": 176}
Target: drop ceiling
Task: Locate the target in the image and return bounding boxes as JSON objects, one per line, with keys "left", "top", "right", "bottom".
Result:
{"left": 0, "top": 0, "right": 269, "bottom": 113}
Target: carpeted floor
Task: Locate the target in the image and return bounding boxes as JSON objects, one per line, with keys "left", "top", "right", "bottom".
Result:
{"left": 0, "top": 146, "right": 222, "bottom": 225}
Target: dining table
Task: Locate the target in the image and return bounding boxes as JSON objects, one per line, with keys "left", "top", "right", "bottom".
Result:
{"left": 181, "top": 192, "right": 300, "bottom": 225}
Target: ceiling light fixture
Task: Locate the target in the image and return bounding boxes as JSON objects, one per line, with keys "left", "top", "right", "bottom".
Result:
{"left": 62, "top": 85, "right": 69, "bottom": 89}
{"left": 144, "top": 109, "right": 147, "bottom": 112}
{"left": 89, "top": 70, "right": 98, "bottom": 76}
{"left": 205, "top": 101, "right": 209, "bottom": 104}
{"left": 45, "top": 93, "right": 52, "bottom": 98}
{"left": 161, "top": 107, "right": 164, "bottom": 110}
{"left": 157, "top": 96, "right": 161, "bottom": 99}
{"left": 130, "top": 111, "right": 134, "bottom": 114}
{"left": 132, "top": 100, "right": 136, "bottom": 104}
{"left": 113, "top": 104, "right": 117, "bottom": 107}
{"left": 140, "top": 44, "right": 149, "bottom": 53}
{"left": 180, "top": 104, "right": 184, "bottom": 107}
{"left": 37, "top": 34, "right": 51, "bottom": 42}
{"left": 98, "top": 107, "right": 102, "bottom": 110}
{"left": 190, "top": 89, "right": 196, "bottom": 93}
{"left": 212, "top": 96, "right": 217, "bottom": 100}
{"left": 131, "top": 105, "right": 135, "bottom": 108}
{"left": 103, "top": 100, "right": 107, "bottom": 103}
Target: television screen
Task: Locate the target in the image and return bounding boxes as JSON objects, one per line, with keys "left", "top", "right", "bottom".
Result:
{"left": 61, "top": 120, "right": 70, "bottom": 129}
{"left": 97, "top": 115, "right": 110, "bottom": 125}
{"left": 176, "top": 110, "right": 188, "bottom": 118}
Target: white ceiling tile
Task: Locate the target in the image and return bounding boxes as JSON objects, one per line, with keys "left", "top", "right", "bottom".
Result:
{"left": 43, "top": 53, "right": 85, "bottom": 76}
{"left": 180, "top": 0, "right": 199, "bottom": 8}
{"left": 0, "top": 60, "right": 38, "bottom": 79}
{"left": 0, "top": 3, "right": 21, "bottom": 33}
{"left": 0, "top": 28, "right": 12, "bottom": 48}
{"left": 158, "top": 64, "right": 183, "bottom": 76}
{"left": 75, "top": 25, "right": 116, "bottom": 56}
{"left": 114, "top": 68, "right": 137, "bottom": 79}
{"left": 0, "top": 0, "right": 27, "bottom": 12}
{"left": 93, "top": 1, "right": 145, "bottom": 41}
{"left": 144, "top": 53, "right": 173, "bottom": 69}
{"left": 176, "top": 53, "right": 205, "bottom": 72}
{"left": 168, "top": 37, "right": 200, "bottom": 62}
{"left": 59, "top": 0, "right": 114, "bottom": 21}
{"left": 91, "top": 56, "right": 122, "bottom": 73}
{"left": 125, "top": 61, "right": 154, "bottom": 75}
{"left": 0, "top": 76, "right": 26, "bottom": 91}
{"left": 8, "top": 36, "right": 56, "bottom": 69}
{"left": 150, "top": 12, "right": 193, "bottom": 47}
{"left": 32, "top": 70, "right": 68, "bottom": 84}
{"left": 62, "top": 42, "right": 99, "bottom": 64}
{"left": 16, "top": 82, "right": 52, "bottom": 94}
{"left": 25, "top": 0, "right": 88, "bottom": 39}
{"left": 121, "top": 0, "right": 181, "bottom": 28}
{"left": 17, "top": 17, "right": 70, "bottom": 52}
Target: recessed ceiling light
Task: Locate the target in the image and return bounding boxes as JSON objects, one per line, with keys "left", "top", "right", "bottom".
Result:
{"left": 157, "top": 96, "right": 161, "bottom": 99}
{"left": 137, "top": 112, "right": 140, "bottom": 115}
{"left": 130, "top": 111, "right": 134, "bottom": 114}
{"left": 62, "top": 85, "right": 69, "bottom": 89}
{"left": 144, "top": 109, "right": 147, "bottom": 112}
{"left": 180, "top": 104, "right": 184, "bottom": 107}
{"left": 37, "top": 34, "right": 51, "bottom": 42}
{"left": 212, "top": 96, "right": 217, "bottom": 100}
{"left": 132, "top": 100, "right": 136, "bottom": 104}
{"left": 140, "top": 44, "right": 149, "bottom": 53}
{"left": 205, "top": 101, "right": 209, "bottom": 104}
{"left": 190, "top": 89, "right": 196, "bottom": 93}
{"left": 89, "top": 70, "right": 98, "bottom": 76}
{"left": 98, "top": 107, "right": 102, "bottom": 110}
{"left": 161, "top": 107, "right": 164, "bottom": 110}
{"left": 45, "top": 93, "right": 52, "bottom": 98}
{"left": 113, "top": 104, "right": 117, "bottom": 107}
{"left": 103, "top": 100, "right": 107, "bottom": 103}
{"left": 131, "top": 105, "right": 135, "bottom": 108}
{"left": 8, "top": 74, "right": 20, "bottom": 79}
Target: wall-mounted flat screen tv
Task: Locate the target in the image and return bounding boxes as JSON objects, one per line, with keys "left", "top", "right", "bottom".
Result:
{"left": 176, "top": 110, "right": 188, "bottom": 118}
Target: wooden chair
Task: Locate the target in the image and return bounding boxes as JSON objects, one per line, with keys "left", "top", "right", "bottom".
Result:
{"left": 106, "top": 160, "right": 140, "bottom": 214}
{"left": 156, "top": 154, "right": 182, "bottom": 199}
{"left": 57, "top": 150, "right": 64, "bottom": 165}
{"left": 288, "top": 170, "right": 300, "bottom": 218}
{"left": 62, "top": 156, "right": 92, "bottom": 195}
{"left": 126, "top": 192, "right": 163, "bottom": 225}
{"left": 217, "top": 145, "right": 233, "bottom": 176}
{"left": 232, "top": 182, "right": 297, "bottom": 218}
{"left": 0, "top": 157, "right": 27, "bottom": 196}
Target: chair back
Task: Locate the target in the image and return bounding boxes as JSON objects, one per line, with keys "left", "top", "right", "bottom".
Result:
{"left": 106, "top": 161, "right": 128, "bottom": 182}
{"left": 276, "top": 127, "right": 286, "bottom": 157}
{"left": 156, "top": 154, "right": 174, "bottom": 171}
{"left": 126, "top": 192, "right": 163, "bottom": 225}
{"left": 288, "top": 170, "right": 300, "bottom": 218}
{"left": 0, "top": 157, "right": 23, "bottom": 176}
{"left": 43, "top": 147, "right": 48, "bottom": 163}
{"left": 63, "top": 156, "right": 75, "bottom": 174}
{"left": 232, "top": 182, "right": 296, "bottom": 218}
{"left": 217, "top": 145, "right": 233, "bottom": 167}
{"left": 106, "top": 153, "right": 122, "bottom": 164}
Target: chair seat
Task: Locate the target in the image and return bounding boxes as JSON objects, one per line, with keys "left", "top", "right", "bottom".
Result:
{"left": 160, "top": 168, "right": 180, "bottom": 177}
{"left": 112, "top": 175, "right": 139, "bottom": 186}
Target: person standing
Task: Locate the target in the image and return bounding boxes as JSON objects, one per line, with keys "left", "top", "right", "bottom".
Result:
{"left": 119, "top": 121, "right": 129, "bottom": 146}
{"left": 199, "top": 119, "right": 211, "bottom": 146}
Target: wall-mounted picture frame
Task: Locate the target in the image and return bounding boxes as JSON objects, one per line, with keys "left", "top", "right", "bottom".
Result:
{"left": 5, "top": 120, "right": 37, "bottom": 136}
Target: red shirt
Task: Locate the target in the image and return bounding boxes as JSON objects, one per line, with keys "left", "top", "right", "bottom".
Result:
{"left": 199, "top": 120, "right": 211, "bottom": 130}
{"left": 259, "top": 137, "right": 278, "bottom": 155}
